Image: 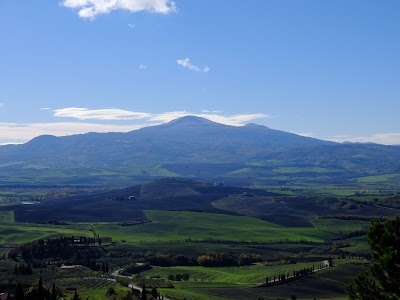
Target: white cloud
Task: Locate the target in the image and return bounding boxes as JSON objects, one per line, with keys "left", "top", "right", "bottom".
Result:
{"left": 128, "top": 23, "right": 135, "bottom": 29}
{"left": 0, "top": 109, "right": 270, "bottom": 144}
{"left": 138, "top": 64, "right": 148, "bottom": 70}
{"left": 201, "top": 110, "right": 222, "bottom": 113}
{"left": 0, "top": 122, "right": 146, "bottom": 145}
{"left": 51, "top": 108, "right": 269, "bottom": 126}
{"left": 293, "top": 132, "right": 314, "bottom": 138}
{"left": 177, "top": 58, "right": 209, "bottom": 73}
{"left": 53, "top": 107, "right": 151, "bottom": 120}
{"left": 329, "top": 133, "right": 400, "bottom": 145}
{"left": 40, "top": 107, "right": 52, "bottom": 110}
{"left": 62, "top": 0, "right": 176, "bottom": 20}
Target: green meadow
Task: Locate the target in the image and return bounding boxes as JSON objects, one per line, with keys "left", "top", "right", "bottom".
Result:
{"left": 141, "top": 261, "right": 326, "bottom": 285}
{"left": 0, "top": 223, "right": 91, "bottom": 244}
{"left": 0, "top": 211, "right": 14, "bottom": 223}
{"left": 93, "top": 210, "right": 370, "bottom": 244}
{"left": 148, "top": 259, "right": 367, "bottom": 300}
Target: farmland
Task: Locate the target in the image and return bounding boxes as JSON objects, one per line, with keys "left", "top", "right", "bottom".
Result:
{"left": 94, "top": 210, "right": 370, "bottom": 244}
{"left": 0, "top": 180, "right": 397, "bottom": 299}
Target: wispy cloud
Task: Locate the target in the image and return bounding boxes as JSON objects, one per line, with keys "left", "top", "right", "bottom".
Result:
{"left": 128, "top": 23, "right": 135, "bottom": 29}
{"left": 0, "top": 122, "right": 145, "bottom": 145}
{"left": 293, "top": 132, "right": 314, "bottom": 138}
{"left": 0, "top": 110, "right": 270, "bottom": 144}
{"left": 62, "top": 0, "right": 176, "bottom": 20}
{"left": 51, "top": 107, "right": 269, "bottom": 126}
{"left": 40, "top": 107, "right": 52, "bottom": 110}
{"left": 53, "top": 107, "right": 151, "bottom": 120}
{"left": 177, "top": 58, "right": 209, "bottom": 73}
{"left": 138, "top": 64, "right": 148, "bottom": 70}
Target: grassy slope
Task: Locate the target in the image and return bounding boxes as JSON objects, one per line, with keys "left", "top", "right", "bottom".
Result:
{"left": 94, "top": 211, "right": 370, "bottom": 244}
{"left": 0, "top": 223, "right": 91, "bottom": 244}
{"left": 149, "top": 259, "right": 367, "bottom": 300}
{"left": 142, "top": 261, "right": 326, "bottom": 285}
{"left": 0, "top": 211, "right": 14, "bottom": 222}
{"left": 202, "top": 260, "right": 368, "bottom": 300}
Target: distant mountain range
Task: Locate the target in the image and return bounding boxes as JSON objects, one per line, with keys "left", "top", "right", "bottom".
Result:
{"left": 1, "top": 116, "right": 400, "bottom": 186}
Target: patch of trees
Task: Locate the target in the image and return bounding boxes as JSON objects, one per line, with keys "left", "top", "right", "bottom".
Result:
{"left": 167, "top": 273, "right": 190, "bottom": 281}
{"left": 118, "top": 220, "right": 150, "bottom": 227}
{"left": 146, "top": 254, "right": 197, "bottom": 267}
{"left": 8, "top": 236, "right": 111, "bottom": 261}
{"left": 264, "top": 264, "right": 330, "bottom": 287}
{"left": 14, "top": 278, "right": 60, "bottom": 300}
{"left": 80, "top": 259, "right": 109, "bottom": 272}
{"left": 14, "top": 263, "right": 33, "bottom": 275}
{"left": 121, "top": 262, "right": 151, "bottom": 275}
{"left": 319, "top": 215, "right": 387, "bottom": 221}
{"left": 333, "top": 230, "right": 367, "bottom": 240}
{"left": 372, "top": 194, "right": 400, "bottom": 208}
{"left": 197, "top": 252, "right": 262, "bottom": 267}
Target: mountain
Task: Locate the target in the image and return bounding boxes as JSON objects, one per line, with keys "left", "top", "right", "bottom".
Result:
{"left": 0, "top": 116, "right": 400, "bottom": 186}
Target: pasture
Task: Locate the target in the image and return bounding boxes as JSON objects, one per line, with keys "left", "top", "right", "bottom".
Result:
{"left": 141, "top": 261, "right": 327, "bottom": 285}
{"left": 150, "top": 259, "right": 367, "bottom": 300}
{"left": 96, "top": 210, "right": 369, "bottom": 243}
{"left": 0, "top": 223, "right": 91, "bottom": 244}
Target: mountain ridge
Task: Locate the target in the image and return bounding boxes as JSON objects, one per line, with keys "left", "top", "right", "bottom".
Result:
{"left": 0, "top": 116, "right": 399, "bottom": 186}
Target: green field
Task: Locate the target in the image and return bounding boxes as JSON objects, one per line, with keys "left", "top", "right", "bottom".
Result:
{"left": 141, "top": 261, "right": 326, "bottom": 285}
{"left": 357, "top": 173, "right": 400, "bottom": 184}
{"left": 146, "top": 260, "right": 367, "bottom": 300}
{"left": 0, "top": 223, "right": 91, "bottom": 244}
{"left": 0, "top": 211, "right": 14, "bottom": 223}
{"left": 199, "top": 261, "right": 368, "bottom": 300}
{"left": 93, "top": 211, "right": 370, "bottom": 244}
{"left": 272, "top": 167, "right": 341, "bottom": 174}
{"left": 344, "top": 236, "right": 370, "bottom": 254}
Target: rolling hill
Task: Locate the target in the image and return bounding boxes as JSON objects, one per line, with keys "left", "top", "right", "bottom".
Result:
{"left": 2, "top": 178, "right": 398, "bottom": 223}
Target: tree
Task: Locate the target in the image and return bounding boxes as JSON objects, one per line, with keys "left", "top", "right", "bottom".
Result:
{"left": 175, "top": 274, "right": 183, "bottom": 281}
{"left": 141, "top": 284, "right": 147, "bottom": 300}
{"left": 71, "top": 291, "right": 81, "bottom": 300}
{"left": 15, "top": 282, "right": 24, "bottom": 300}
{"left": 37, "top": 277, "right": 44, "bottom": 300}
{"left": 167, "top": 274, "right": 174, "bottom": 281}
{"left": 151, "top": 287, "right": 158, "bottom": 298}
{"left": 346, "top": 216, "right": 400, "bottom": 300}
{"left": 51, "top": 283, "right": 57, "bottom": 300}
{"left": 106, "top": 287, "right": 116, "bottom": 296}
{"left": 182, "top": 273, "right": 190, "bottom": 281}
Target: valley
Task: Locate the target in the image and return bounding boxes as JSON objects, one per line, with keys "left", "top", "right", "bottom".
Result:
{"left": 0, "top": 175, "right": 398, "bottom": 299}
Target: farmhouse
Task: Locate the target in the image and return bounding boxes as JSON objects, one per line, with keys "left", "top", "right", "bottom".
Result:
{"left": 60, "top": 264, "right": 84, "bottom": 271}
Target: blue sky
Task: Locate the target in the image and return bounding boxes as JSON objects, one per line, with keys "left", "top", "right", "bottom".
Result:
{"left": 0, "top": 0, "right": 399, "bottom": 144}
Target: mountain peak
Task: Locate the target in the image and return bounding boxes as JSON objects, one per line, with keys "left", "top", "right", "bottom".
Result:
{"left": 244, "top": 123, "right": 268, "bottom": 129}
{"left": 162, "top": 115, "right": 220, "bottom": 127}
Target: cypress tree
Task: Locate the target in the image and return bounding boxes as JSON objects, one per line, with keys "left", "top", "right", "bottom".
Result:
{"left": 51, "top": 283, "right": 57, "bottom": 300}
{"left": 37, "top": 277, "right": 44, "bottom": 300}
{"left": 15, "top": 282, "right": 24, "bottom": 300}
{"left": 141, "top": 285, "right": 147, "bottom": 300}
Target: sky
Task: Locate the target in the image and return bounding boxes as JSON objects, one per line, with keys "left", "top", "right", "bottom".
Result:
{"left": 0, "top": 0, "right": 400, "bottom": 145}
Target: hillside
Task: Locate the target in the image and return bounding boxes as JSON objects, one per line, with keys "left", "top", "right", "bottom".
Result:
{"left": 1, "top": 116, "right": 400, "bottom": 186}
{"left": 2, "top": 178, "right": 398, "bottom": 224}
